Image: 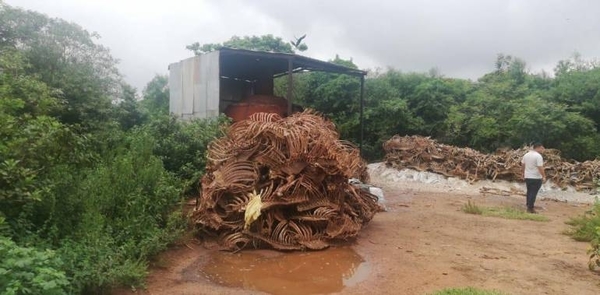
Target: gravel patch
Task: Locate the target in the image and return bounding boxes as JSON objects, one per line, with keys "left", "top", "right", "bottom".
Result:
{"left": 368, "top": 162, "right": 598, "bottom": 204}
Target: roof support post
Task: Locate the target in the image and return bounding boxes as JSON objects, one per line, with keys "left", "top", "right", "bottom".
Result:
{"left": 287, "top": 58, "right": 294, "bottom": 116}
{"left": 359, "top": 75, "right": 365, "bottom": 158}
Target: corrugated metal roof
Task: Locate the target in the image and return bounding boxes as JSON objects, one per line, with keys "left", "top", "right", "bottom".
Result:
{"left": 218, "top": 47, "right": 367, "bottom": 79}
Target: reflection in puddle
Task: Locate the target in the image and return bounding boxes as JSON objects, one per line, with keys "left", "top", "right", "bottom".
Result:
{"left": 200, "top": 247, "right": 370, "bottom": 295}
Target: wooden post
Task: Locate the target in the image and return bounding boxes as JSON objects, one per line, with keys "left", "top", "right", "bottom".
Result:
{"left": 360, "top": 75, "right": 365, "bottom": 157}
{"left": 287, "top": 58, "right": 294, "bottom": 116}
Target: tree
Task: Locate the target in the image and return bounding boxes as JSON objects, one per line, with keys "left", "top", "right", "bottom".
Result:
{"left": 0, "top": 3, "right": 122, "bottom": 128}
{"left": 444, "top": 54, "right": 600, "bottom": 160}
{"left": 550, "top": 55, "right": 600, "bottom": 131}
{"left": 292, "top": 56, "right": 361, "bottom": 139}
{"left": 114, "top": 83, "right": 147, "bottom": 130}
{"left": 186, "top": 34, "right": 304, "bottom": 55}
{"left": 141, "top": 75, "right": 170, "bottom": 116}
{"left": 506, "top": 96, "right": 599, "bottom": 160}
{"left": 0, "top": 48, "right": 85, "bottom": 235}
{"left": 359, "top": 71, "right": 421, "bottom": 159}
{"left": 554, "top": 52, "right": 599, "bottom": 76}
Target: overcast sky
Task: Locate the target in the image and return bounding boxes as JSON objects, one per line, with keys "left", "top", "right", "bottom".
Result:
{"left": 8, "top": 0, "right": 600, "bottom": 91}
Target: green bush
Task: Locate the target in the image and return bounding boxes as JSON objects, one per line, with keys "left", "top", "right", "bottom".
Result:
{"left": 565, "top": 200, "right": 600, "bottom": 242}
{"left": 59, "top": 238, "right": 147, "bottom": 294}
{"left": 589, "top": 226, "right": 600, "bottom": 271}
{"left": 0, "top": 237, "right": 70, "bottom": 295}
{"left": 0, "top": 54, "right": 92, "bottom": 241}
{"left": 49, "top": 130, "right": 186, "bottom": 293}
{"left": 2, "top": 128, "right": 188, "bottom": 293}
{"left": 144, "top": 115, "right": 229, "bottom": 195}
{"left": 0, "top": 70, "right": 217, "bottom": 292}
{"left": 462, "top": 200, "right": 483, "bottom": 215}
{"left": 566, "top": 187, "right": 600, "bottom": 271}
{"left": 0, "top": 217, "right": 10, "bottom": 237}
{"left": 0, "top": 7, "right": 221, "bottom": 293}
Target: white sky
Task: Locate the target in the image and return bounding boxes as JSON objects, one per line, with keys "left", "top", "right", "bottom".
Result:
{"left": 7, "top": 0, "right": 600, "bottom": 91}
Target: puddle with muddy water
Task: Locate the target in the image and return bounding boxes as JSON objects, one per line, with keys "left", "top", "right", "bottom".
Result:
{"left": 199, "top": 247, "right": 370, "bottom": 295}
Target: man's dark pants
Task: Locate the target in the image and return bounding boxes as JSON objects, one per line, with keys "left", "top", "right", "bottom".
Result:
{"left": 525, "top": 178, "right": 543, "bottom": 210}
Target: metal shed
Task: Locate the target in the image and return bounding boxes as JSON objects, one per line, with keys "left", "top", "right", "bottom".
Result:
{"left": 168, "top": 47, "right": 367, "bottom": 153}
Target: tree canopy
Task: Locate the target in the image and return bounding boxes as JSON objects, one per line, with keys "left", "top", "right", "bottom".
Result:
{"left": 186, "top": 34, "right": 308, "bottom": 55}
{"left": 276, "top": 53, "right": 600, "bottom": 161}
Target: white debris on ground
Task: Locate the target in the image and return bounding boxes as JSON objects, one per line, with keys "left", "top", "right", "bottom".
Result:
{"left": 368, "top": 162, "right": 598, "bottom": 204}
{"left": 350, "top": 178, "right": 388, "bottom": 211}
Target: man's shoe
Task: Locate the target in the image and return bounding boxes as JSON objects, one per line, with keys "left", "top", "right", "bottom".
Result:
{"left": 527, "top": 208, "right": 537, "bottom": 214}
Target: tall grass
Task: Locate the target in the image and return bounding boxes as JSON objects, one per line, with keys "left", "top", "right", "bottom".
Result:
{"left": 565, "top": 199, "right": 600, "bottom": 242}
{"left": 461, "top": 201, "right": 549, "bottom": 222}
{"left": 565, "top": 195, "right": 600, "bottom": 271}
{"left": 462, "top": 200, "right": 483, "bottom": 215}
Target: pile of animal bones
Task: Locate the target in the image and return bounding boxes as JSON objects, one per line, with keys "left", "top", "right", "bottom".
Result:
{"left": 192, "top": 110, "right": 379, "bottom": 251}
{"left": 383, "top": 135, "right": 600, "bottom": 191}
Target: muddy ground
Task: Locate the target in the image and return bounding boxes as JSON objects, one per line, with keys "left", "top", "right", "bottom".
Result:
{"left": 115, "top": 172, "right": 600, "bottom": 295}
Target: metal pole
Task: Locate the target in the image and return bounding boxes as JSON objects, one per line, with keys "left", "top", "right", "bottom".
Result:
{"left": 287, "top": 58, "right": 294, "bottom": 116}
{"left": 359, "top": 75, "right": 365, "bottom": 158}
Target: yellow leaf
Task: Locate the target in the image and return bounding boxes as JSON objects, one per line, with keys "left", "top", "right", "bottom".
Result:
{"left": 244, "top": 190, "right": 263, "bottom": 229}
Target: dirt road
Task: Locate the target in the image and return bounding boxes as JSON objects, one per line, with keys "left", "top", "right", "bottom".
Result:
{"left": 115, "top": 183, "right": 600, "bottom": 295}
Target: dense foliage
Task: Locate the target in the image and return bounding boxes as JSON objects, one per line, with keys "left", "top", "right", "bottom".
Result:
{"left": 566, "top": 202, "right": 600, "bottom": 242}
{"left": 0, "top": 237, "right": 70, "bottom": 295}
{"left": 187, "top": 34, "right": 301, "bottom": 55}
{"left": 566, "top": 183, "right": 600, "bottom": 270}
{"left": 3, "top": 2, "right": 600, "bottom": 293}
{"left": 565, "top": 177, "right": 600, "bottom": 269}
{"left": 590, "top": 225, "right": 600, "bottom": 271}
{"left": 275, "top": 54, "right": 600, "bottom": 161}
{"left": 0, "top": 4, "right": 224, "bottom": 294}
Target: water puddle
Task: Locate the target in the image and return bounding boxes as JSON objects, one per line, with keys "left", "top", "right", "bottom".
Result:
{"left": 199, "top": 247, "right": 370, "bottom": 295}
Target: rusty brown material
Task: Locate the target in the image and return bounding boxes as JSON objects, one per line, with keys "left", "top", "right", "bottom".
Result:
{"left": 192, "top": 110, "right": 379, "bottom": 251}
{"left": 383, "top": 135, "right": 600, "bottom": 191}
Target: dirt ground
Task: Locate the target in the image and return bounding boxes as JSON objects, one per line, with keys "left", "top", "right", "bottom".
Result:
{"left": 115, "top": 180, "right": 600, "bottom": 295}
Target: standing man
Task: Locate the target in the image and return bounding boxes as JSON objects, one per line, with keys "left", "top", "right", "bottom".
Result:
{"left": 521, "top": 143, "right": 546, "bottom": 213}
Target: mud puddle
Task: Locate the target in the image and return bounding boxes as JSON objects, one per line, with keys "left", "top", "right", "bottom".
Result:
{"left": 199, "top": 247, "right": 370, "bottom": 295}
